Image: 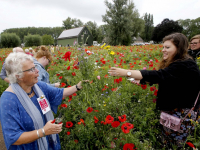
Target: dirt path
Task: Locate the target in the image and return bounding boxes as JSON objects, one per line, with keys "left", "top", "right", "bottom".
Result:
{"left": 0, "top": 123, "right": 7, "bottom": 150}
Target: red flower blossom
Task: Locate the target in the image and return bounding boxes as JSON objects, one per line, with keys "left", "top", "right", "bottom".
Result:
{"left": 105, "top": 115, "right": 114, "bottom": 124}
{"left": 74, "top": 139, "right": 78, "bottom": 144}
{"left": 150, "top": 86, "right": 156, "bottom": 91}
{"left": 101, "top": 121, "right": 107, "bottom": 125}
{"left": 66, "top": 131, "right": 70, "bottom": 135}
{"left": 56, "top": 74, "right": 60, "bottom": 76}
{"left": 61, "top": 104, "right": 67, "bottom": 108}
{"left": 123, "top": 143, "right": 137, "bottom": 150}
{"left": 141, "top": 84, "right": 147, "bottom": 90}
{"left": 59, "top": 76, "right": 63, "bottom": 79}
{"left": 86, "top": 107, "right": 93, "bottom": 113}
{"left": 65, "top": 121, "right": 73, "bottom": 128}
{"left": 73, "top": 93, "right": 77, "bottom": 96}
{"left": 111, "top": 87, "right": 118, "bottom": 91}
{"left": 72, "top": 72, "right": 76, "bottom": 76}
{"left": 111, "top": 121, "right": 120, "bottom": 128}
{"left": 94, "top": 110, "right": 99, "bottom": 112}
{"left": 186, "top": 142, "right": 196, "bottom": 149}
{"left": 62, "top": 51, "right": 71, "bottom": 61}
{"left": 118, "top": 114, "right": 127, "bottom": 122}
{"left": 126, "top": 123, "right": 134, "bottom": 129}
{"left": 154, "top": 90, "right": 158, "bottom": 96}
{"left": 67, "top": 66, "right": 70, "bottom": 70}
{"left": 60, "top": 83, "right": 66, "bottom": 87}
{"left": 68, "top": 95, "right": 72, "bottom": 102}
{"left": 94, "top": 116, "right": 99, "bottom": 123}
{"left": 121, "top": 123, "right": 130, "bottom": 133}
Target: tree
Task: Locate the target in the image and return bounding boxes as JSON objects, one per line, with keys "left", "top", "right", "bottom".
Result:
{"left": 0, "top": 33, "right": 21, "bottom": 48}
{"left": 85, "top": 21, "right": 98, "bottom": 41}
{"left": 152, "top": 18, "right": 183, "bottom": 43}
{"left": 62, "top": 17, "right": 84, "bottom": 29}
{"left": 24, "top": 34, "right": 42, "bottom": 47}
{"left": 42, "top": 34, "right": 54, "bottom": 45}
{"left": 178, "top": 17, "right": 200, "bottom": 40}
{"left": 140, "top": 13, "right": 154, "bottom": 42}
{"left": 102, "top": 0, "right": 144, "bottom": 45}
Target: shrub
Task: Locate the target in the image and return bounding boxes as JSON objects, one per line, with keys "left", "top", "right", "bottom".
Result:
{"left": 0, "top": 33, "right": 21, "bottom": 48}
{"left": 24, "top": 34, "right": 42, "bottom": 47}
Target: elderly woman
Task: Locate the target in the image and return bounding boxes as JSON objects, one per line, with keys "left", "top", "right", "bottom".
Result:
{"left": 35, "top": 46, "right": 60, "bottom": 87}
{"left": 0, "top": 52, "right": 83, "bottom": 150}
{"left": 109, "top": 33, "right": 200, "bottom": 148}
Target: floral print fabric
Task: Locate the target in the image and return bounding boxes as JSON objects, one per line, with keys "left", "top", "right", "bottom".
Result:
{"left": 161, "top": 107, "right": 199, "bottom": 148}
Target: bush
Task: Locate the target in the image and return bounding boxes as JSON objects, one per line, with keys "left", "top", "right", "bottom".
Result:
{"left": 24, "top": 34, "right": 42, "bottom": 47}
{"left": 0, "top": 33, "right": 21, "bottom": 48}
{"left": 42, "top": 34, "right": 54, "bottom": 45}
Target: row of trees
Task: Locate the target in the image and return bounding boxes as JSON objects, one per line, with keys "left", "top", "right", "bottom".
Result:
{"left": 0, "top": 33, "right": 54, "bottom": 47}
{"left": 0, "top": 0, "right": 199, "bottom": 47}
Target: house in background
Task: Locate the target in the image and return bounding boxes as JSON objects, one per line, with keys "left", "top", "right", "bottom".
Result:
{"left": 57, "top": 26, "right": 93, "bottom": 46}
{"left": 132, "top": 36, "right": 144, "bottom": 43}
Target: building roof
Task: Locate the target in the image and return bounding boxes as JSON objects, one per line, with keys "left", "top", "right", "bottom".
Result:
{"left": 57, "top": 26, "right": 84, "bottom": 39}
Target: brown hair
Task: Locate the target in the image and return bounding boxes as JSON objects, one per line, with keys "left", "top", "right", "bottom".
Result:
{"left": 188, "top": 34, "right": 200, "bottom": 49}
{"left": 158, "top": 33, "right": 190, "bottom": 69}
{"left": 35, "top": 46, "right": 52, "bottom": 62}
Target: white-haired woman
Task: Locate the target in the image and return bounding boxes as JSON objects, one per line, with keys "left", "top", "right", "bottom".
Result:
{"left": 0, "top": 52, "right": 83, "bottom": 150}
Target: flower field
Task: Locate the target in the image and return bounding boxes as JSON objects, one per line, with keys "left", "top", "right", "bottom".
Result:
{"left": 0, "top": 45, "right": 200, "bottom": 149}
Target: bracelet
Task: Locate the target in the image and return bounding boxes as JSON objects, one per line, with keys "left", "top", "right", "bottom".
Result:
{"left": 42, "top": 128, "right": 46, "bottom": 137}
{"left": 37, "top": 130, "right": 40, "bottom": 138}
{"left": 76, "top": 84, "right": 80, "bottom": 91}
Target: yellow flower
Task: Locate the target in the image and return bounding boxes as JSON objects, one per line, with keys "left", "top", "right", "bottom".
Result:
{"left": 196, "top": 121, "right": 199, "bottom": 124}
{"left": 101, "top": 43, "right": 106, "bottom": 49}
{"left": 104, "top": 45, "right": 111, "bottom": 50}
{"left": 110, "top": 51, "right": 115, "bottom": 55}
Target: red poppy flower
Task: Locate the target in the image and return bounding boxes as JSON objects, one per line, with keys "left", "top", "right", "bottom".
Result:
{"left": 59, "top": 76, "right": 63, "bottom": 79}
{"left": 65, "top": 121, "right": 73, "bottom": 128}
{"left": 121, "top": 123, "right": 130, "bottom": 133}
{"left": 61, "top": 104, "right": 67, "bottom": 108}
{"left": 141, "top": 84, "right": 147, "bottom": 90}
{"left": 94, "top": 116, "right": 99, "bottom": 123}
{"left": 101, "top": 121, "right": 107, "bottom": 125}
{"left": 68, "top": 95, "right": 72, "bottom": 102}
{"left": 56, "top": 74, "right": 60, "bottom": 76}
{"left": 67, "top": 66, "right": 70, "bottom": 70}
{"left": 150, "top": 86, "right": 156, "bottom": 91}
{"left": 154, "top": 90, "right": 158, "bottom": 96}
{"left": 111, "top": 121, "right": 120, "bottom": 128}
{"left": 60, "top": 83, "right": 66, "bottom": 87}
{"left": 73, "top": 93, "right": 77, "bottom": 96}
{"left": 74, "top": 139, "right": 78, "bottom": 144}
{"left": 66, "top": 131, "right": 70, "bottom": 135}
{"left": 126, "top": 123, "right": 134, "bottom": 129}
{"left": 105, "top": 115, "right": 114, "bottom": 124}
{"left": 186, "top": 142, "right": 195, "bottom": 149}
{"left": 118, "top": 114, "right": 127, "bottom": 122}
{"left": 123, "top": 143, "right": 137, "bottom": 150}
{"left": 111, "top": 88, "right": 118, "bottom": 91}
{"left": 72, "top": 72, "right": 76, "bottom": 76}
{"left": 62, "top": 51, "right": 71, "bottom": 61}
{"left": 86, "top": 107, "right": 93, "bottom": 113}
{"left": 94, "top": 110, "right": 99, "bottom": 112}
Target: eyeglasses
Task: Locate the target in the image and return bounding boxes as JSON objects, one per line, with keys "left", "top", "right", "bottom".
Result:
{"left": 190, "top": 42, "right": 200, "bottom": 45}
{"left": 22, "top": 67, "right": 36, "bottom": 72}
{"left": 47, "top": 58, "right": 51, "bottom": 63}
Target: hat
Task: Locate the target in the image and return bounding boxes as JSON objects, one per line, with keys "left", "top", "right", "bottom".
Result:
{"left": 29, "top": 47, "right": 33, "bottom": 50}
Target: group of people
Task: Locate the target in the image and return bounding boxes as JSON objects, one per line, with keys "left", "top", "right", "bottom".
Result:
{"left": 0, "top": 33, "right": 200, "bottom": 149}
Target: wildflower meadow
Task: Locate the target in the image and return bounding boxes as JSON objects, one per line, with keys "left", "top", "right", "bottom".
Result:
{"left": 0, "top": 44, "right": 200, "bottom": 150}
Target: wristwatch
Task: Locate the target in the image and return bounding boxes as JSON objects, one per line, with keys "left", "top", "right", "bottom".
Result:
{"left": 127, "top": 71, "right": 132, "bottom": 77}
{"left": 76, "top": 85, "right": 81, "bottom": 90}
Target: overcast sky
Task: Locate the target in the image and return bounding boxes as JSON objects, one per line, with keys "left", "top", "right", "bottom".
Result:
{"left": 0, "top": 0, "right": 199, "bottom": 33}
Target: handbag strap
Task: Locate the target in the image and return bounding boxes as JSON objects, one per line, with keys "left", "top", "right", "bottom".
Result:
{"left": 181, "top": 91, "right": 200, "bottom": 122}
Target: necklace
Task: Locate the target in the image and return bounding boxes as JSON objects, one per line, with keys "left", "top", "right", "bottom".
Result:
{"left": 27, "top": 88, "right": 33, "bottom": 95}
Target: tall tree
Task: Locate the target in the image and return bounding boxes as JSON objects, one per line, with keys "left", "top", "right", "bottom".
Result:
{"left": 102, "top": 0, "right": 144, "bottom": 45}
{"left": 85, "top": 21, "right": 98, "bottom": 41}
{"left": 178, "top": 17, "right": 200, "bottom": 40}
{"left": 141, "top": 13, "right": 154, "bottom": 42}
{"left": 152, "top": 18, "right": 183, "bottom": 43}
{"left": 62, "top": 17, "right": 84, "bottom": 29}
